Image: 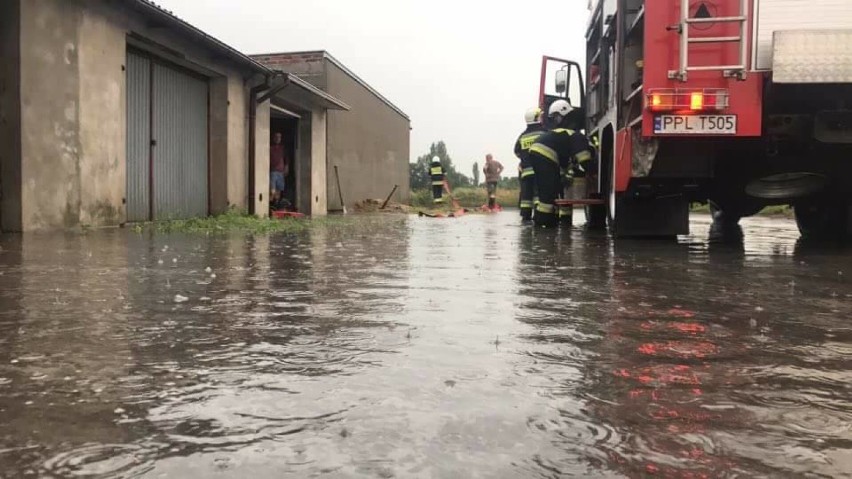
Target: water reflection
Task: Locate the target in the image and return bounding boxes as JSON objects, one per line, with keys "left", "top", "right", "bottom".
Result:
{"left": 513, "top": 213, "right": 852, "bottom": 477}
{"left": 0, "top": 231, "right": 139, "bottom": 475}
{"left": 0, "top": 219, "right": 415, "bottom": 477}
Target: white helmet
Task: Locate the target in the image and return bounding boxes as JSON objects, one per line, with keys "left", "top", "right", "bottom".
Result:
{"left": 548, "top": 99, "right": 574, "bottom": 121}
{"left": 431, "top": 155, "right": 440, "bottom": 164}
{"left": 524, "top": 107, "right": 543, "bottom": 125}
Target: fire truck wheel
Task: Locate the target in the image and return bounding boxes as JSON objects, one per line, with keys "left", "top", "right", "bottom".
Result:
{"left": 605, "top": 190, "right": 620, "bottom": 233}
{"left": 745, "top": 172, "right": 828, "bottom": 200}
{"left": 585, "top": 202, "right": 607, "bottom": 230}
{"left": 794, "top": 200, "right": 849, "bottom": 240}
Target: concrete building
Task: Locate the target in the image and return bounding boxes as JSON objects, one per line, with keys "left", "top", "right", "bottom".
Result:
{"left": 252, "top": 51, "right": 411, "bottom": 210}
{"left": 0, "top": 0, "right": 348, "bottom": 232}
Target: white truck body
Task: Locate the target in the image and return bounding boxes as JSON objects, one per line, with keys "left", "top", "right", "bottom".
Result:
{"left": 753, "top": 0, "right": 852, "bottom": 71}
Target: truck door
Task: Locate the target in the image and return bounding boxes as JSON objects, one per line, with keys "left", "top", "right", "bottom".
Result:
{"left": 539, "top": 56, "right": 586, "bottom": 128}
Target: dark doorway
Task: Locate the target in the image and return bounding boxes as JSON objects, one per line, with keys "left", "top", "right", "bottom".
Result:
{"left": 270, "top": 113, "right": 298, "bottom": 211}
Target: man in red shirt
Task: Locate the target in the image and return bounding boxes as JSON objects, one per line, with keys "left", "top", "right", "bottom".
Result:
{"left": 270, "top": 132, "right": 289, "bottom": 209}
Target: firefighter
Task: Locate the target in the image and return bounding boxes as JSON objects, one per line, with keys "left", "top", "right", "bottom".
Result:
{"left": 528, "top": 99, "right": 595, "bottom": 228}
{"left": 557, "top": 168, "right": 574, "bottom": 225}
{"left": 513, "top": 107, "right": 546, "bottom": 221}
{"left": 560, "top": 131, "right": 600, "bottom": 225}
{"left": 430, "top": 156, "right": 446, "bottom": 205}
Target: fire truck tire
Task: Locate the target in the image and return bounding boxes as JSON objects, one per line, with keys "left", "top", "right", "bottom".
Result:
{"left": 606, "top": 193, "right": 689, "bottom": 238}
{"left": 606, "top": 195, "right": 616, "bottom": 231}
{"left": 745, "top": 172, "right": 828, "bottom": 201}
{"left": 794, "top": 200, "right": 849, "bottom": 240}
{"left": 585, "top": 199, "right": 607, "bottom": 230}
{"left": 602, "top": 192, "right": 621, "bottom": 236}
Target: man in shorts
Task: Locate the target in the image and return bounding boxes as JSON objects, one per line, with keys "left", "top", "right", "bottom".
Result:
{"left": 483, "top": 154, "right": 503, "bottom": 209}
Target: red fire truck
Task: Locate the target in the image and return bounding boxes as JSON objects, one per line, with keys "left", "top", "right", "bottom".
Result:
{"left": 540, "top": 0, "right": 852, "bottom": 238}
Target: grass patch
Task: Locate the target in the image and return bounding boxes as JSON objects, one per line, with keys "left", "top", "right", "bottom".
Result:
{"left": 758, "top": 204, "right": 793, "bottom": 217}
{"left": 410, "top": 187, "right": 520, "bottom": 209}
{"left": 690, "top": 203, "right": 711, "bottom": 214}
{"left": 130, "top": 209, "right": 400, "bottom": 235}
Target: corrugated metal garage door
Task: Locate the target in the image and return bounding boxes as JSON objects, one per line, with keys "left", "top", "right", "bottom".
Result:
{"left": 126, "top": 51, "right": 209, "bottom": 221}
{"left": 152, "top": 63, "right": 208, "bottom": 219}
{"left": 126, "top": 53, "right": 150, "bottom": 222}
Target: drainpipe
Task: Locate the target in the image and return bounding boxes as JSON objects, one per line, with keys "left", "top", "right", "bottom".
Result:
{"left": 248, "top": 72, "right": 291, "bottom": 215}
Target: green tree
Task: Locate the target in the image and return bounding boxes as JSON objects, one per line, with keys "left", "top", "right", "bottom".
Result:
{"left": 409, "top": 141, "right": 472, "bottom": 189}
{"left": 472, "top": 162, "right": 480, "bottom": 186}
{"left": 409, "top": 161, "right": 429, "bottom": 190}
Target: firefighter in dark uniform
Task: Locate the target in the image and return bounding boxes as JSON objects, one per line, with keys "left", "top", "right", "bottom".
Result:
{"left": 513, "top": 107, "right": 546, "bottom": 221}
{"left": 430, "top": 156, "right": 445, "bottom": 205}
{"left": 528, "top": 99, "right": 595, "bottom": 228}
{"left": 556, "top": 168, "right": 574, "bottom": 225}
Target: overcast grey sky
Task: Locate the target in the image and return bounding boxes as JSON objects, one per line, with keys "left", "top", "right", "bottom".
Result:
{"left": 157, "top": 0, "right": 588, "bottom": 177}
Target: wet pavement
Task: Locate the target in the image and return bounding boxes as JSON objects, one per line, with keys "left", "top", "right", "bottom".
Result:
{"left": 0, "top": 212, "right": 851, "bottom": 478}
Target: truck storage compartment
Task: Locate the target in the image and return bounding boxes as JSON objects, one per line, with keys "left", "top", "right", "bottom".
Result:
{"left": 772, "top": 30, "right": 852, "bottom": 83}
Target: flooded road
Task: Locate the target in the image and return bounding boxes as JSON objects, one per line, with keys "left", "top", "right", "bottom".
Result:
{"left": 1, "top": 213, "right": 851, "bottom": 478}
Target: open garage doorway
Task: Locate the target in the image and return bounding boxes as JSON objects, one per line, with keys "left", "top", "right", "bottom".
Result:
{"left": 270, "top": 107, "right": 299, "bottom": 213}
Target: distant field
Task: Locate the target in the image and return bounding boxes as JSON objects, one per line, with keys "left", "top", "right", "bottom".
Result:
{"left": 410, "top": 187, "right": 520, "bottom": 208}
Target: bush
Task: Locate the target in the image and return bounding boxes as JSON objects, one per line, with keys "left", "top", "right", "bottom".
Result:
{"left": 410, "top": 189, "right": 434, "bottom": 208}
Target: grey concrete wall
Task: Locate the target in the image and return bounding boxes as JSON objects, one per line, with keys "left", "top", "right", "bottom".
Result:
{"left": 15, "top": 0, "right": 262, "bottom": 231}
{"left": 209, "top": 77, "right": 229, "bottom": 214}
{"left": 253, "top": 101, "right": 270, "bottom": 217}
{"left": 0, "top": 0, "right": 22, "bottom": 232}
{"left": 227, "top": 76, "right": 249, "bottom": 212}
{"left": 78, "top": 7, "right": 125, "bottom": 226}
{"left": 19, "top": 0, "right": 84, "bottom": 230}
{"left": 296, "top": 111, "right": 313, "bottom": 215}
{"left": 325, "top": 61, "right": 410, "bottom": 210}
{"left": 311, "top": 108, "right": 328, "bottom": 216}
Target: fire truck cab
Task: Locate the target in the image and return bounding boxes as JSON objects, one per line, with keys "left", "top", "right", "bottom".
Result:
{"left": 541, "top": 0, "right": 852, "bottom": 238}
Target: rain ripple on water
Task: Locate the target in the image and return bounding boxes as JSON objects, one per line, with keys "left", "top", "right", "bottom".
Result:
{"left": 0, "top": 214, "right": 850, "bottom": 477}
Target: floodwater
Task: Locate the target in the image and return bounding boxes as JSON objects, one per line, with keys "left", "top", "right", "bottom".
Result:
{"left": 0, "top": 213, "right": 851, "bottom": 478}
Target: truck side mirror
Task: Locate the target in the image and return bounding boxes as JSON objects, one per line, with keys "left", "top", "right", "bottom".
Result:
{"left": 555, "top": 69, "right": 568, "bottom": 94}
{"left": 539, "top": 56, "right": 586, "bottom": 122}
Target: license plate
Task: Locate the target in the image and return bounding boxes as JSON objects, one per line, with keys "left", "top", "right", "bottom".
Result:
{"left": 654, "top": 115, "right": 737, "bottom": 135}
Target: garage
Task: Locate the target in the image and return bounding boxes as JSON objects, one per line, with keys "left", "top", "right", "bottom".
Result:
{"left": 126, "top": 50, "right": 209, "bottom": 222}
{"left": 252, "top": 51, "right": 410, "bottom": 211}
{"left": 0, "top": 0, "right": 353, "bottom": 232}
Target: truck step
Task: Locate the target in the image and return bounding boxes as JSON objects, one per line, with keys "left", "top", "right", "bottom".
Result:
{"left": 555, "top": 199, "right": 606, "bottom": 206}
